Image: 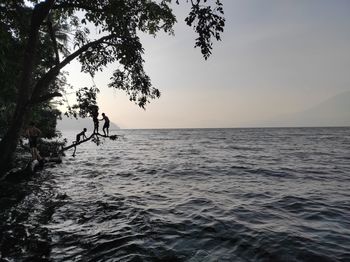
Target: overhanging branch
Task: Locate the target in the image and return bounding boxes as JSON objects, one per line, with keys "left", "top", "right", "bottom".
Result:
{"left": 52, "top": 3, "right": 105, "bottom": 12}
{"left": 30, "top": 92, "right": 62, "bottom": 105}
{"left": 29, "top": 34, "right": 117, "bottom": 104}
{"left": 60, "top": 132, "right": 119, "bottom": 153}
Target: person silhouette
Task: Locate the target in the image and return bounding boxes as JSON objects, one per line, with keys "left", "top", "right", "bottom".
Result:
{"left": 25, "top": 121, "right": 43, "bottom": 161}
{"left": 75, "top": 128, "right": 87, "bottom": 143}
{"left": 92, "top": 111, "right": 99, "bottom": 134}
{"left": 100, "top": 113, "right": 110, "bottom": 136}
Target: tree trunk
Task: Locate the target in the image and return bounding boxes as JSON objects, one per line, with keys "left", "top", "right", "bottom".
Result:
{"left": 0, "top": 1, "right": 54, "bottom": 176}
{"left": 0, "top": 105, "right": 29, "bottom": 174}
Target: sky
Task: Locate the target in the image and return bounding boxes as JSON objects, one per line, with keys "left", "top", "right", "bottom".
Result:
{"left": 62, "top": 0, "right": 350, "bottom": 129}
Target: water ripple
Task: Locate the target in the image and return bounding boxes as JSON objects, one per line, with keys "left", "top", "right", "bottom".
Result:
{"left": 1, "top": 127, "right": 350, "bottom": 261}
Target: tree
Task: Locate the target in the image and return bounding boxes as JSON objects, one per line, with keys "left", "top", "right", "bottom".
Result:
{"left": 0, "top": 0, "right": 225, "bottom": 175}
{"left": 0, "top": 1, "right": 70, "bottom": 174}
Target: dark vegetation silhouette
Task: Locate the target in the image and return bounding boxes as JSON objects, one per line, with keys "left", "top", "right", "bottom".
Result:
{"left": 0, "top": 0, "right": 225, "bottom": 176}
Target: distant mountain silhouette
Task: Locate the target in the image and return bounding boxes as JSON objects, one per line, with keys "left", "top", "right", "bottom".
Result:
{"left": 262, "top": 91, "right": 350, "bottom": 127}
{"left": 57, "top": 116, "right": 120, "bottom": 131}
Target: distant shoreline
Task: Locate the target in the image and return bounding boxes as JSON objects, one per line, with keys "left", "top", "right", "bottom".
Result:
{"left": 101, "top": 126, "right": 350, "bottom": 131}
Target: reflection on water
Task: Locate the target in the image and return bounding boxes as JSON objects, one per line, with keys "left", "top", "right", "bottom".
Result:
{"left": 1, "top": 127, "right": 350, "bottom": 261}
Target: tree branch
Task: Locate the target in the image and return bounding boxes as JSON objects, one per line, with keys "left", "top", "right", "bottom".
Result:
{"left": 61, "top": 133, "right": 94, "bottom": 152}
{"left": 29, "top": 34, "right": 117, "bottom": 104}
{"left": 30, "top": 92, "right": 62, "bottom": 105}
{"left": 52, "top": 3, "right": 104, "bottom": 12}
{"left": 60, "top": 133, "right": 119, "bottom": 153}
{"left": 47, "top": 15, "right": 60, "bottom": 65}
{"left": 11, "top": 0, "right": 56, "bottom": 113}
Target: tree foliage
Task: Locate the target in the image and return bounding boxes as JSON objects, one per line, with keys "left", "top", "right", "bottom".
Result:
{"left": 0, "top": 1, "right": 66, "bottom": 138}
{"left": 1, "top": 0, "right": 224, "bottom": 110}
{"left": 66, "top": 86, "right": 100, "bottom": 118}
{"left": 55, "top": 0, "right": 224, "bottom": 108}
{"left": 0, "top": 0, "right": 225, "bottom": 174}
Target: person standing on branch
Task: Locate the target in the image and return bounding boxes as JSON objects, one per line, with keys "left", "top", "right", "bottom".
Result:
{"left": 100, "top": 113, "right": 110, "bottom": 136}
{"left": 92, "top": 111, "right": 99, "bottom": 134}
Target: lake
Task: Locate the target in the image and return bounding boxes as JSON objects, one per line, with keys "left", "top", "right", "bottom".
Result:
{"left": 1, "top": 127, "right": 349, "bottom": 261}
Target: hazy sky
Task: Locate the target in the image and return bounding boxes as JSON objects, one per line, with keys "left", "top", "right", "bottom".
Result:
{"left": 63, "top": 0, "right": 350, "bottom": 128}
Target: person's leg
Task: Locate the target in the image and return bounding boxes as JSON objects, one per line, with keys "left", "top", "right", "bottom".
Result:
{"left": 34, "top": 148, "right": 42, "bottom": 161}
{"left": 94, "top": 124, "right": 99, "bottom": 139}
{"left": 93, "top": 122, "right": 97, "bottom": 133}
{"left": 31, "top": 148, "right": 36, "bottom": 160}
{"left": 29, "top": 138, "right": 37, "bottom": 160}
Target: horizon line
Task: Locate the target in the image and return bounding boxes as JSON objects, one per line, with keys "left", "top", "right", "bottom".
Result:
{"left": 99, "top": 125, "right": 350, "bottom": 130}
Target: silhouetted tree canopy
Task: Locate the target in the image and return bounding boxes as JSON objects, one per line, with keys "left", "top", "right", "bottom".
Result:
{"left": 0, "top": 1, "right": 66, "bottom": 138}
{"left": 0, "top": 0, "right": 225, "bottom": 174}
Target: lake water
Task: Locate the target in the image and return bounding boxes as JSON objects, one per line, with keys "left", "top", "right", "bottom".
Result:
{"left": 1, "top": 127, "right": 350, "bottom": 261}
